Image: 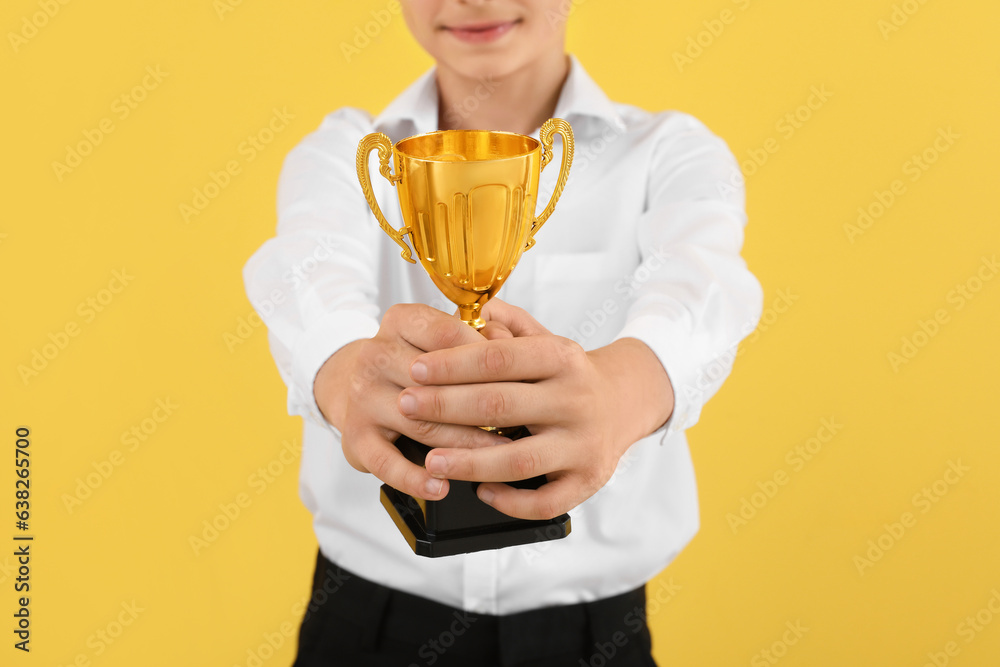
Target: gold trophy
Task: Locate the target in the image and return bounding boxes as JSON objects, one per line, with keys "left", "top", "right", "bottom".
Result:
{"left": 356, "top": 119, "right": 574, "bottom": 557}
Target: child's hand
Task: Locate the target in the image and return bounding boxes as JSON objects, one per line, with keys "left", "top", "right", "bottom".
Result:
{"left": 313, "top": 304, "right": 510, "bottom": 502}
{"left": 397, "top": 299, "right": 676, "bottom": 521}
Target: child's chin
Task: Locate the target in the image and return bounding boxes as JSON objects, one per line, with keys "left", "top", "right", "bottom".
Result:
{"left": 441, "top": 47, "right": 529, "bottom": 78}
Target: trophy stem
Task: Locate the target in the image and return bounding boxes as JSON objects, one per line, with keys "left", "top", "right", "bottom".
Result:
{"left": 458, "top": 303, "right": 486, "bottom": 330}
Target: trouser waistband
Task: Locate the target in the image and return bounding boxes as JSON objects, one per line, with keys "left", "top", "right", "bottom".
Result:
{"left": 305, "top": 549, "right": 650, "bottom": 665}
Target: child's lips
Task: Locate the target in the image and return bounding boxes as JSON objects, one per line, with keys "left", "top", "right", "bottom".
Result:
{"left": 443, "top": 20, "right": 520, "bottom": 44}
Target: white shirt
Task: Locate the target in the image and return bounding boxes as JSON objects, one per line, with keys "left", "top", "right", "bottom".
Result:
{"left": 243, "top": 56, "right": 762, "bottom": 615}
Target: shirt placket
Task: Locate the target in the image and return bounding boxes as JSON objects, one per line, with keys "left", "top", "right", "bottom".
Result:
{"left": 462, "top": 549, "right": 499, "bottom": 614}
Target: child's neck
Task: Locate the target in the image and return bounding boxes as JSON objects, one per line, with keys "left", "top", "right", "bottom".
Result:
{"left": 436, "top": 52, "right": 570, "bottom": 135}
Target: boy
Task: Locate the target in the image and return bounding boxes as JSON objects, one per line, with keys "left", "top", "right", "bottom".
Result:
{"left": 244, "top": 1, "right": 763, "bottom": 665}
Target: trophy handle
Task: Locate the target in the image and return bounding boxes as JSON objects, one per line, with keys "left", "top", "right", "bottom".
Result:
{"left": 527, "top": 118, "right": 575, "bottom": 250}
{"left": 356, "top": 132, "right": 415, "bottom": 263}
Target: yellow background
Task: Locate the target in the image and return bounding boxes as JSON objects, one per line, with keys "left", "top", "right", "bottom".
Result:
{"left": 3, "top": 0, "right": 998, "bottom": 665}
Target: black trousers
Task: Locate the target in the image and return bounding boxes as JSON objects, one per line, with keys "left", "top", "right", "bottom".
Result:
{"left": 292, "top": 549, "right": 659, "bottom": 667}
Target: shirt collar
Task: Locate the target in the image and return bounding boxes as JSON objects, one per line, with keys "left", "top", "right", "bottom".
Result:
{"left": 373, "top": 68, "right": 439, "bottom": 138}
{"left": 373, "top": 55, "right": 624, "bottom": 139}
{"left": 551, "top": 55, "right": 625, "bottom": 133}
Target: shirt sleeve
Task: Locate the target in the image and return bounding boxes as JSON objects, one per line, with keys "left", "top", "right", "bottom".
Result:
{"left": 242, "top": 108, "right": 384, "bottom": 429}
{"left": 612, "top": 114, "right": 763, "bottom": 442}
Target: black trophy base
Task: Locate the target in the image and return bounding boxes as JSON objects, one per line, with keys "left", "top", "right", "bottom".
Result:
{"left": 380, "top": 427, "right": 572, "bottom": 558}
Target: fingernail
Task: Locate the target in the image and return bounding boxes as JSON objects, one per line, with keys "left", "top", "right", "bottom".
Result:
{"left": 399, "top": 393, "right": 417, "bottom": 415}
{"left": 426, "top": 454, "right": 448, "bottom": 477}
{"left": 494, "top": 437, "right": 513, "bottom": 445}
{"left": 410, "top": 360, "right": 428, "bottom": 383}
{"left": 479, "top": 487, "right": 495, "bottom": 504}
{"left": 425, "top": 478, "right": 444, "bottom": 497}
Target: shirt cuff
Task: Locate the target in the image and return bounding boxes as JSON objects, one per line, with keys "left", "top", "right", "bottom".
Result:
{"left": 289, "top": 310, "right": 382, "bottom": 432}
{"left": 612, "top": 314, "right": 706, "bottom": 444}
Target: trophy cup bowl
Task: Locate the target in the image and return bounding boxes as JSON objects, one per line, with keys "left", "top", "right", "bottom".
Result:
{"left": 356, "top": 119, "right": 575, "bottom": 557}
